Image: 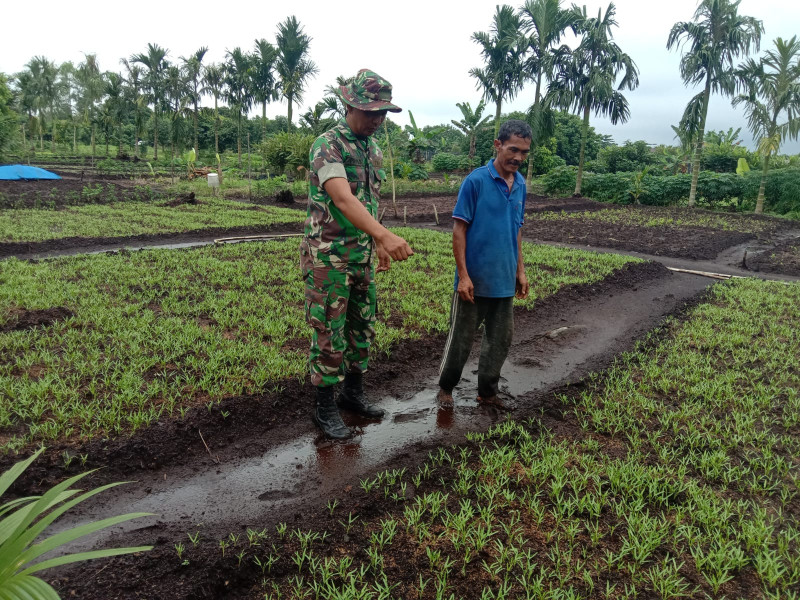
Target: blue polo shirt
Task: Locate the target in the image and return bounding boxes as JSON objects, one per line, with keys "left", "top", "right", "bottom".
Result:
{"left": 452, "top": 160, "right": 526, "bottom": 298}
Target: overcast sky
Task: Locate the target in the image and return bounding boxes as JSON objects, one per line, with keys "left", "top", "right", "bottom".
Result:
{"left": 2, "top": 0, "right": 798, "bottom": 153}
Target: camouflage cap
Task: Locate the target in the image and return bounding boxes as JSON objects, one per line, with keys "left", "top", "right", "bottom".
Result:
{"left": 338, "top": 69, "right": 402, "bottom": 113}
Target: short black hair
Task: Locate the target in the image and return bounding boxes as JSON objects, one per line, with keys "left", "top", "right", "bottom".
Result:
{"left": 497, "top": 119, "right": 532, "bottom": 143}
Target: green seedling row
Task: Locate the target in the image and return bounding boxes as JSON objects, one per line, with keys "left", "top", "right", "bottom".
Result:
{"left": 193, "top": 277, "right": 799, "bottom": 599}
{"left": 532, "top": 207, "right": 780, "bottom": 234}
{"left": 0, "top": 228, "right": 638, "bottom": 451}
{"left": 0, "top": 197, "right": 304, "bottom": 243}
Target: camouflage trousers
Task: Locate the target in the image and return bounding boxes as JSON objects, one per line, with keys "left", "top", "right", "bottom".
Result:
{"left": 304, "top": 261, "right": 377, "bottom": 388}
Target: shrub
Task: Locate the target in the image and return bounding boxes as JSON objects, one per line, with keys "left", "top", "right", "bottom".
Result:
{"left": 529, "top": 145, "right": 566, "bottom": 176}
{"left": 431, "top": 152, "right": 461, "bottom": 172}
{"left": 542, "top": 166, "right": 577, "bottom": 195}
{"left": 754, "top": 167, "right": 800, "bottom": 215}
{"left": 253, "top": 175, "right": 288, "bottom": 199}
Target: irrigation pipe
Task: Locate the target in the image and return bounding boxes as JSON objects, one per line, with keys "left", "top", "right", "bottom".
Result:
{"left": 667, "top": 266, "right": 795, "bottom": 285}
{"left": 666, "top": 267, "right": 742, "bottom": 280}
{"left": 213, "top": 233, "right": 303, "bottom": 244}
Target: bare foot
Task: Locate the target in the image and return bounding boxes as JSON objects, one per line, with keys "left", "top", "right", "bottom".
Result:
{"left": 436, "top": 389, "right": 454, "bottom": 409}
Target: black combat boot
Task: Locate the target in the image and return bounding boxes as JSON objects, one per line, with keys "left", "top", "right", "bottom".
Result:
{"left": 338, "top": 372, "right": 385, "bottom": 419}
{"left": 313, "top": 386, "right": 351, "bottom": 439}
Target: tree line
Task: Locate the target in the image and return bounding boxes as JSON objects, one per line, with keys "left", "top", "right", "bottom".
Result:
{"left": 4, "top": 16, "right": 316, "bottom": 168}
{"left": 469, "top": 0, "right": 799, "bottom": 212}
{"left": 2, "top": 1, "right": 799, "bottom": 213}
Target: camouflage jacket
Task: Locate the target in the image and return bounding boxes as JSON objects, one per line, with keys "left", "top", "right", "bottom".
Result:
{"left": 303, "top": 119, "right": 385, "bottom": 267}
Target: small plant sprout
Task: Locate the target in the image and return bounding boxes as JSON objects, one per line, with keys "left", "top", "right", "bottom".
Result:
{"left": 276, "top": 522, "right": 288, "bottom": 538}
{"left": 327, "top": 498, "right": 339, "bottom": 515}
{"left": 339, "top": 512, "right": 359, "bottom": 535}
{"left": 174, "top": 542, "right": 185, "bottom": 560}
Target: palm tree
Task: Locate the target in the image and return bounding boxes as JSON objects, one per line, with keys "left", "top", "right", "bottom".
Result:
{"left": 733, "top": 36, "right": 800, "bottom": 213}
{"left": 76, "top": 54, "right": 104, "bottom": 157}
{"left": 550, "top": 2, "right": 639, "bottom": 195}
{"left": 322, "top": 75, "right": 351, "bottom": 119}
{"left": 13, "top": 70, "right": 39, "bottom": 149}
{"left": 669, "top": 123, "right": 695, "bottom": 173}
{"left": 132, "top": 43, "right": 169, "bottom": 160}
{"left": 104, "top": 72, "right": 127, "bottom": 157}
{"left": 300, "top": 102, "right": 335, "bottom": 135}
{"left": 223, "top": 47, "right": 253, "bottom": 167}
{"left": 450, "top": 100, "right": 492, "bottom": 162}
{"left": 120, "top": 59, "right": 145, "bottom": 157}
{"left": 180, "top": 46, "right": 208, "bottom": 154}
{"left": 21, "top": 57, "right": 59, "bottom": 151}
{"left": 252, "top": 39, "right": 279, "bottom": 141}
{"left": 275, "top": 16, "right": 319, "bottom": 130}
{"left": 667, "top": 0, "right": 763, "bottom": 207}
{"left": 58, "top": 61, "right": 80, "bottom": 152}
{"left": 519, "top": 0, "right": 581, "bottom": 183}
{"left": 470, "top": 5, "right": 527, "bottom": 142}
{"left": 201, "top": 63, "right": 225, "bottom": 154}
{"left": 165, "top": 64, "right": 190, "bottom": 164}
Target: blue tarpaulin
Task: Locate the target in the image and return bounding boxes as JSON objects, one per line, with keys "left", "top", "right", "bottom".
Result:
{"left": 0, "top": 165, "right": 61, "bottom": 180}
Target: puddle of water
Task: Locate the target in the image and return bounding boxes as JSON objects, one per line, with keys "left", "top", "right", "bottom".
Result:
{"left": 55, "top": 376, "right": 502, "bottom": 549}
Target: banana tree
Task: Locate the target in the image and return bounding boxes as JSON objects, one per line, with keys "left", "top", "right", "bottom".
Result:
{"left": 450, "top": 100, "right": 492, "bottom": 162}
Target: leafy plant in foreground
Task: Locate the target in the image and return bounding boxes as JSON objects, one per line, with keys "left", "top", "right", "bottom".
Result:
{"left": 0, "top": 448, "right": 153, "bottom": 599}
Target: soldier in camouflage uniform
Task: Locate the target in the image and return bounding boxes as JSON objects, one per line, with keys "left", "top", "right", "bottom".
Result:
{"left": 301, "top": 69, "right": 413, "bottom": 439}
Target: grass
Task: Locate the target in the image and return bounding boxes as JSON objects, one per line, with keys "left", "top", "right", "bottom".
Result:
{"left": 531, "top": 206, "right": 783, "bottom": 235}
{"left": 0, "top": 197, "right": 304, "bottom": 243}
{"left": 0, "top": 228, "right": 639, "bottom": 452}
{"left": 186, "top": 277, "right": 800, "bottom": 599}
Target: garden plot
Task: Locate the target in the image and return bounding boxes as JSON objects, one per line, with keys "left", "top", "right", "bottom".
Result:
{"left": 45, "top": 274, "right": 800, "bottom": 600}
{"left": 2, "top": 182, "right": 800, "bottom": 598}
{"left": 0, "top": 228, "right": 637, "bottom": 453}
{"left": 521, "top": 202, "right": 798, "bottom": 265}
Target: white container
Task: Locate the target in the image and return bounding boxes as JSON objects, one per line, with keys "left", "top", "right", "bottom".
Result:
{"left": 207, "top": 173, "right": 219, "bottom": 188}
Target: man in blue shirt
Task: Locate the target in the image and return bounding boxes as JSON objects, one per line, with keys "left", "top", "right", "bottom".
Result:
{"left": 437, "top": 120, "right": 532, "bottom": 409}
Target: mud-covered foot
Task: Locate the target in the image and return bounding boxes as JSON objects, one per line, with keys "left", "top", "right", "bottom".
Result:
{"left": 477, "top": 395, "right": 516, "bottom": 411}
{"left": 437, "top": 389, "right": 454, "bottom": 409}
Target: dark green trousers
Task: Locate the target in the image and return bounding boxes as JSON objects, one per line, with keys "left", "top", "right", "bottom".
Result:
{"left": 438, "top": 293, "right": 514, "bottom": 398}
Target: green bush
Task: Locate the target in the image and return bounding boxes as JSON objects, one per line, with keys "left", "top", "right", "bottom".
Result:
{"left": 754, "top": 167, "right": 800, "bottom": 214}
{"left": 542, "top": 166, "right": 577, "bottom": 195}
{"left": 572, "top": 168, "right": 800, "bottom": 214}
{"left": 393, "top": 161, "right": 429, "bottom": 181}
{"left": 431, "top": 152, "right": 462, "bottom": 172}
{"left": 529, "top": 145, "right": 566, "bottom": 176}
{"left": 252, "top": 175, "right": 288, "bottom": 198}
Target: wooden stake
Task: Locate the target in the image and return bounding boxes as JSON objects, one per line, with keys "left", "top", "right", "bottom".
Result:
{"left": 379, "top": 207, "right": 386, "bottom": 223}
{"left": 384, "top": 121, "right": 398, "bottom": 217}
{"left": 403, "top": 205, "right": 407, "bottom": 226}
{"left": 433, "top": 203, "right": 439, "bottom": 226}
